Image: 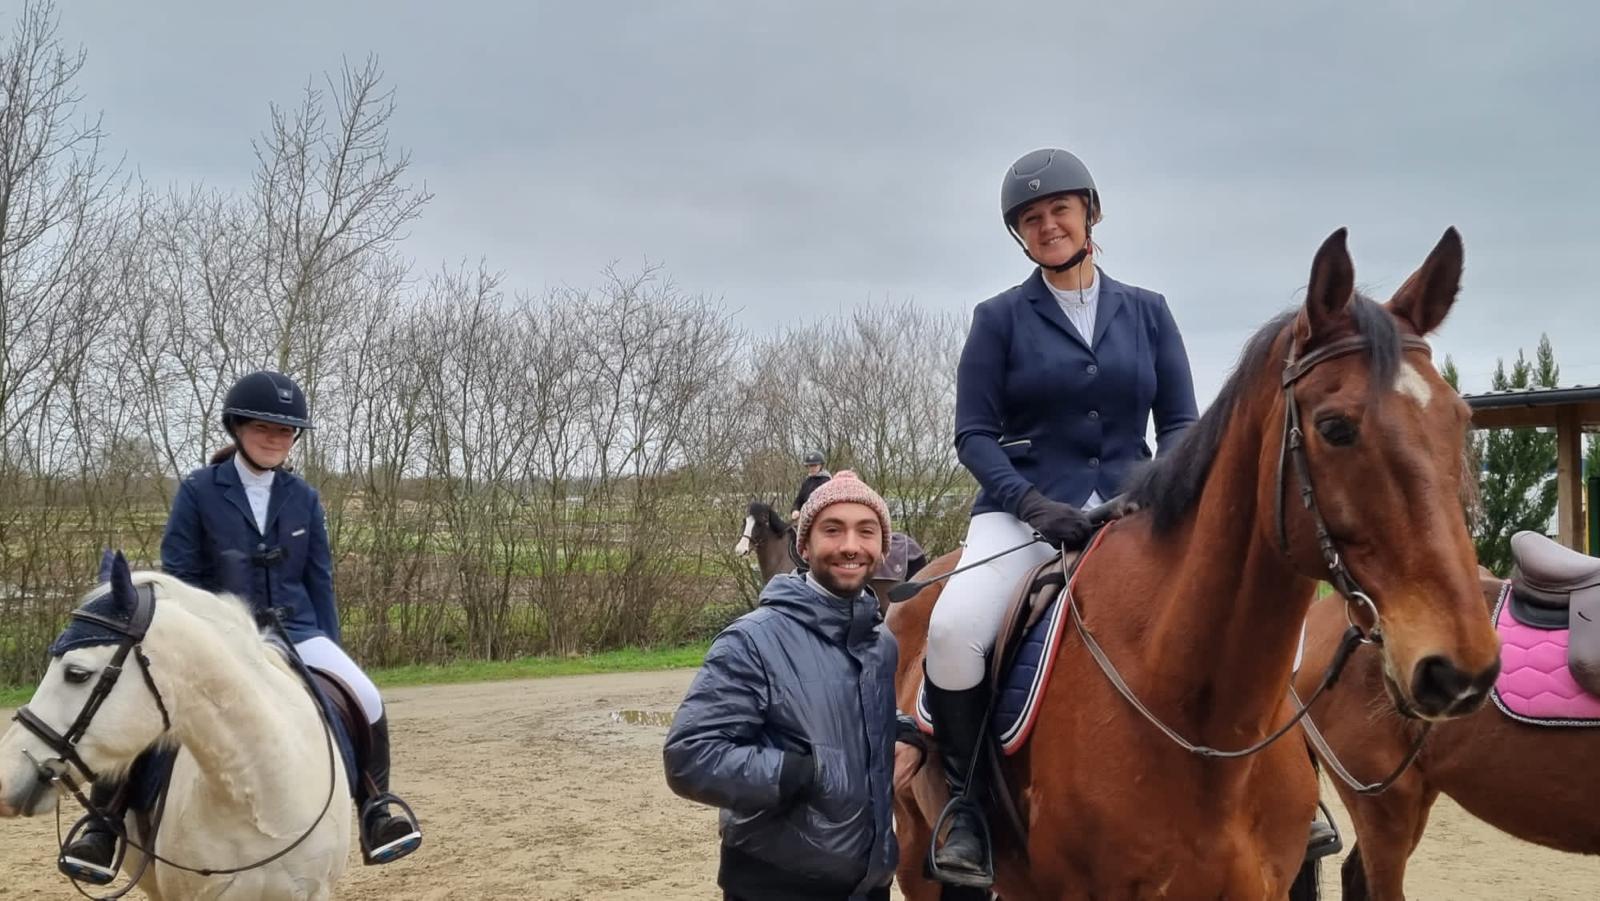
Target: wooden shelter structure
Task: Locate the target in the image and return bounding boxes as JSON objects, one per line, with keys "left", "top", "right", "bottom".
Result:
{"left": 1463, "top": 385, "right": 1600, "bottom": 553}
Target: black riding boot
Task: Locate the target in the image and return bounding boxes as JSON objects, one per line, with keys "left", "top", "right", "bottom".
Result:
{"left": 59, "top": 782, "right": 124, "bottom": 885}
{"left": 924, "top": 679, "right": 994, "bottom": 889}
{"left": 358, "top": 715, "right": 423, "bottom": 865}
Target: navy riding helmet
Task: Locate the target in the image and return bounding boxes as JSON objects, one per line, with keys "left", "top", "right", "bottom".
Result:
{"left": 222, "top": 371, "right": 314, "bottom": 433}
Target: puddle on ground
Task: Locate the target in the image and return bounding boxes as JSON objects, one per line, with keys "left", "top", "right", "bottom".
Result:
{"left": 611, "top": 709, "right": 674, "bottom": 727}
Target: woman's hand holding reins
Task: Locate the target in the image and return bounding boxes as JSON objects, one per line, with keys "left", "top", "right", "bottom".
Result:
{"left": 1016, "top": 488, "right": 1093, "bottom": 549}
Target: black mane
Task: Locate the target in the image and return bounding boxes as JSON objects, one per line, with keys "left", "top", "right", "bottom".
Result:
{"left": 746, "top": 499, "right": 789, "bottom": 535}
{"left": 1123, "top": 295, "right": 1401, "bottom": 532}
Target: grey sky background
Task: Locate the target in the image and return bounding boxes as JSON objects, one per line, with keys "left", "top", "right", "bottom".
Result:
{"left": 23, "top": 0, "right": 1600, "bottom": 406}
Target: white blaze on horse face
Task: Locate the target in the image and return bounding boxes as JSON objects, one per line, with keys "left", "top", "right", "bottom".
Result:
{"left": 734, "top": 515, "right": 755, "bottom": 556}
{"left": 1394, "top": 362, "right": 1433, "bottom": 407}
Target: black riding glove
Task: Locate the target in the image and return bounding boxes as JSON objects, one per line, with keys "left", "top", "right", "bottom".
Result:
{"left": 1015, "top": 488, "right": 1093, "bottom": 549}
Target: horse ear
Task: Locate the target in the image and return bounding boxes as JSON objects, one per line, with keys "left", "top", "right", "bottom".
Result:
{"left": 1386, "top": 227, "right": 1463, "bottom": 336}
{"left": 1302, "top": 227, "right": 1356, "bottom": 342}
{"left": 97, "top": 549, "right": 115, "bottom": 584}
{"left": 109, "top": 552, "right": 137, "bottom": 615}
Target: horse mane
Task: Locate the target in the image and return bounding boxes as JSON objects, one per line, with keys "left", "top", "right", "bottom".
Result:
{"left": 1124, "top": 295, "right": 1402, "bottom": 533}
{"left": 132, "top": 572, "right": 293, "bottom": 677}
{"left": 746, "top": 499, "right": 789, "bottom": 534}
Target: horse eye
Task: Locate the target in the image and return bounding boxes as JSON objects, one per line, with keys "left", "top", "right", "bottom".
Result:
{"left": 1316, "top": 416, "right": 1358, "bottom": 447}
{"left": 63, "top": 665, "right": 93, "bottom": 685}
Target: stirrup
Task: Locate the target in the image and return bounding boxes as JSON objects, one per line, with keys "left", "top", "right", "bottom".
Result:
{"left": 1305, "top": 801, "right": 1343, "bottom": 862}
{"left": 359, "top": 792, "right": 422, "bottom": 865}
{"left": 926, "top": 795, "right": 995, "bottom": 889}
{"left": 57, "top": 818, "right": 123, "bottom": 887}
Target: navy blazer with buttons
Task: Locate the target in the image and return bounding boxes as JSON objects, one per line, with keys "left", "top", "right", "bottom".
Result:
{"left": 160, "top": 458, "right": 341, "bottom": 645}
{"left": 955, "top": 267, "right": 1199, "bottom": 517}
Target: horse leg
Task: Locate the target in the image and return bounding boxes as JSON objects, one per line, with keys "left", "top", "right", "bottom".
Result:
{"left": 893, "top": 800, "right": 943, "bottom": 901}
{"left": 1288, "top": 857, "right": 1321, "bottom": 901}
{"left": 1340, "top": 783, "right": 1440, "bottom": 901}
{"left": 1340, "top": 844, "right": 1369, "bottom": 901}
{"left": 896, "top": 751, "right": 1001, "bottom": 901}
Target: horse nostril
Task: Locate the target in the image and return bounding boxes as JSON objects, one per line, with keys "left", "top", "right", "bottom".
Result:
{"left": 1410, "top": 655, "right": 1477, "bottom": 715}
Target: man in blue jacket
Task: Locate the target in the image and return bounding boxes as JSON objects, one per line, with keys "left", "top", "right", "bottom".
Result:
{"left": 665, "top": 471, "right": 905, "bottom": 901}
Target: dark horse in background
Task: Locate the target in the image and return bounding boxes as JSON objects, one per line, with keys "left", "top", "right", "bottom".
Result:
{"left": 734, "top": 500, "right": 927, "bottom": 612}
{"left": 887, "top": 228, "right": 1501, "bottom": 899}
{"left": 1296, "top": 531, "right": 1600, "bottom": 900}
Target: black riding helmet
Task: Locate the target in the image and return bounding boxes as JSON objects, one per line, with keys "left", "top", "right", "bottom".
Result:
{"left": 1000, "top": 148, "right": 1100, "bottom": 274}
{"left": 221, "top": 371, "right": 312, "bottom": 469}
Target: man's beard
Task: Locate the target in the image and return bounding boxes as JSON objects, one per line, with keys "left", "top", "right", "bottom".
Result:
{"left": 813, "top": 560, "right": 869, "bottom": 596}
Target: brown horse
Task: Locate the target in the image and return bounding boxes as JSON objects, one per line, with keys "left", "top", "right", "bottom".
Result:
{"left": 734, "top": 500, "right": 800, "bottom": 589}
{"left": 889, "top": 228, "right": 1502, "bottom": 900}
{"left": 1296, "top": 567, "right": 1600, "bottom": 900}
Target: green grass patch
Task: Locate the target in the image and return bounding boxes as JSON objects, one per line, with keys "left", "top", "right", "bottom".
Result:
{"left": 369, "top": 642, "right": 710, "bottom": 689}
{"left": 0, "top": 643, "right": 711, "bottom": 710}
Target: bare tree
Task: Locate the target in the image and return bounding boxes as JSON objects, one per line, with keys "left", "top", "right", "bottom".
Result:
{"left": 0, "top": 0, "right": 123, "bottom": 451}
{"left": 250, "top": 55, "right": 431, "bottom": 415}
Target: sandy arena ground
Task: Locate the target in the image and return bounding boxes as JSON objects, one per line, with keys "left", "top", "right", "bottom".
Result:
{"left": 4, "top": 670, "right": 1598, "bottom": 899}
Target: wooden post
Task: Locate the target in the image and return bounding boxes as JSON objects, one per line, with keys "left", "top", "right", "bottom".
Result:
{"left": 1556, "top": 408, "right": 1585, "bottom": 551}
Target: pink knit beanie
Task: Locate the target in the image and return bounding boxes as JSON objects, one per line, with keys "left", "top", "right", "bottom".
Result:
{"left": 796, "top": 470, "right": 892, "bottom": 554}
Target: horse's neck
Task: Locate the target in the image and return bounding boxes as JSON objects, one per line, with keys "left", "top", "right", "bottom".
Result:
{"left": 149, "top": 614, "right": 326, "bottom": 833}
{"left": 759, "top": 526, "right": 795, "bottom": 580}
{"left": 1109, "top": 415, "right": 1317, "bottom": 742}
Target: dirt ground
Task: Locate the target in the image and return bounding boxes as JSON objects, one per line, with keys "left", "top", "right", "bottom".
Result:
{"left": 4, "top": 670, "right": 1598, "bottom": 899}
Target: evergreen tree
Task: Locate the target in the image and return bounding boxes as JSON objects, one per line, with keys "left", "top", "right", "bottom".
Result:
{"left": 1472, "top": 336, "right": 1561, "bottom": 574}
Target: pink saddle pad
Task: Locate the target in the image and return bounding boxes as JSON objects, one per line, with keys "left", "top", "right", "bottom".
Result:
{"left": 1492, "top": 581, "right": 1600, "bottom": 726}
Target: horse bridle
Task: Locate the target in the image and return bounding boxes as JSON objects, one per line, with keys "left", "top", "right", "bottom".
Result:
{"left": 1275, "top": 331, "right": 1432, "bottom": 641}
{"left": 740, "top": 511, "right": 807, "bottom": 572}
{"left": 13, "top": 584, "right": 169, "bottom": 794}
{"left": 10, "top": 582, "right": 340, "bottom": 897}
{"left": 1067, "top": 328, "right": 1434, "bottom": 790}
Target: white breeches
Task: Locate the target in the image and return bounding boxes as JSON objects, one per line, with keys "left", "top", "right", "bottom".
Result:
{"left": 295, "top": 636, "right": 385, "bottom": 724}
{"left": 925, "top": 512, "right": 1059, "bottom": 690}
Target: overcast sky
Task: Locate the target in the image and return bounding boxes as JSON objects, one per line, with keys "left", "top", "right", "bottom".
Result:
{"left": 20, "top": 0, "right": 1600, "bottom": 404}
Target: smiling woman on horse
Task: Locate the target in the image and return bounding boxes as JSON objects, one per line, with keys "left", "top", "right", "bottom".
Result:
{"left": 923, "top": 147, "right": 1201, "bottom": 885}
{"left": 59, "top": 371, "right": 422, "bottom": 883}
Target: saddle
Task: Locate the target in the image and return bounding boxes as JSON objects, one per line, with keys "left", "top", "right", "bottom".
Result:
{"left": 916, "top": 547, "right": 1084, "bottom": 755}
{"left": 989, "top": 549, "right": 1080, "bottom": 690}
{"left": 875, "top": 532, "right": 929, "bottom": 582}
{"left": 260, "top": 634, "right": 363, "bottom": 798}
{"left": 309, "top": 669, "right": 372, "bottom": 776}
{"left": 1508, "top": 531, "right": 1600, "bottom": 697}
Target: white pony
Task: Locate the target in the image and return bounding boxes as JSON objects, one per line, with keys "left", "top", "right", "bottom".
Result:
{"left": 0, "top": 557, "right": 350, "bottom": 899}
